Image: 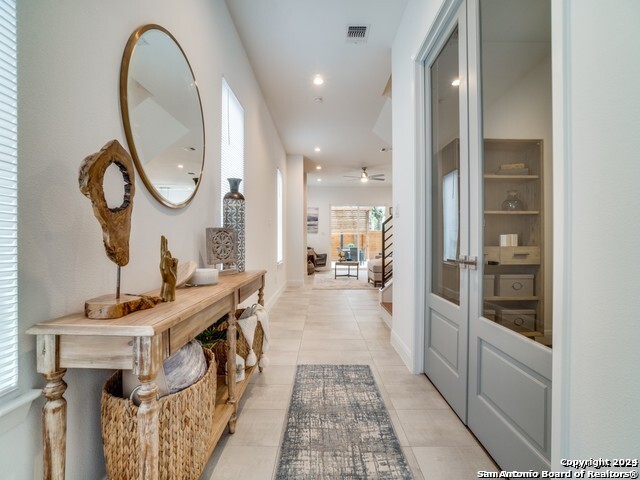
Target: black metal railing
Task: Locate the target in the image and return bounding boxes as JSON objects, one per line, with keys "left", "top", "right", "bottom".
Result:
{"left": 381, "top": 215, "right": 393, "bottom": 287}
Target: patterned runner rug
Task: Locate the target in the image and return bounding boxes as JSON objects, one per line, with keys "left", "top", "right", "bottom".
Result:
{"left": 275, "top": 365, "right": 413, "bottom": 479}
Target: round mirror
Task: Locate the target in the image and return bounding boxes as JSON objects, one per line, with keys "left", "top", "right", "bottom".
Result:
{"left": 120, "top": 24, "right": 205, "bottom": 208}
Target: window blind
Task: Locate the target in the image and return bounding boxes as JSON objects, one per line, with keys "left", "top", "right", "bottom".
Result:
{"left": 330, "top": 207, "right": 370, "bottom": 234}
{"left": 0, "top": 0, "right": 18, "bottom": 398}
{"left": 220, "top": 78, "right": 244, "bottom": 223}
{"left": 276, "top": 168, "right": 283, "bottom": 263}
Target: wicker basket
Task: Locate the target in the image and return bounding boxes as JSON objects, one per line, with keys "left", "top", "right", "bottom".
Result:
{"left": 200, "top": 308, "right": 264, "bottom": 376}
{"left": 101, "top": 349, "right": 216, "bottom": 479}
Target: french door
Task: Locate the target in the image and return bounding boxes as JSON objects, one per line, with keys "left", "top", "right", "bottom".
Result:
{"left": 424, "top": 0, "right": 553, "bottom": 471}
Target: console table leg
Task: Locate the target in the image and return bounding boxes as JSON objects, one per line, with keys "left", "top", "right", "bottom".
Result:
{"left": 133, "top": 335, "right": 163, "bottom": 480}
{"left": 258, "top": 285, "right": 264, "bottom": 306}
{"left": 137, "top": 380, "right": 160, "bottom": 480}
{"left": 42, "top": 369, "right": 67, "bottom": 480}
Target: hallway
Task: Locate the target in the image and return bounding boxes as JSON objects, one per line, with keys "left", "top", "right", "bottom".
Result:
{"left": 201, "top": 278, "right": 499, "bottom": 479}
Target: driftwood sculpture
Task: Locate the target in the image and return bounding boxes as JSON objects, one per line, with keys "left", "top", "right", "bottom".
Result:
{"left": 79, "top": 140, "right": 160, "bottom": 318}
{"left": 160, "top": 235, "right": 178, "bottom": 302}
{"left": 79, "top": 139, "right": 134, "bottom": 266}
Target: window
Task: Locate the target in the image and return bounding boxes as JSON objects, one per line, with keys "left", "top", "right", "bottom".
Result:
{"left": 220, "top": 78, "right": 244, "bottom": 223}
{"left": 0, "top": 0, "right": 18, "bottom": 398}
{"left": 276, "top": 168, "right": 283, "bottom": 264}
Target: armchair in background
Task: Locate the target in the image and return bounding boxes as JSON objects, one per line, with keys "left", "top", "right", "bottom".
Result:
{"left": 307, "top": 247, "right": 328, "bottom": 271}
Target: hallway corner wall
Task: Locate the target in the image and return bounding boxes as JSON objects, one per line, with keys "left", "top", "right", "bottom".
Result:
{"left": 391, "top": 0, "right": 446, "bottom": 373}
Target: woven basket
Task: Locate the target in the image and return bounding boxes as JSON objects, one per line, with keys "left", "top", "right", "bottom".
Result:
{"left": 200, "top": 308, "right": 264, "bottom": 376}
{"left": 101, "top": 349, "right": 216, "bottom": 479}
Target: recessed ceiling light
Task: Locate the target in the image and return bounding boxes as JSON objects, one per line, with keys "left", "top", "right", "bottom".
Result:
{"left": 317, "top": 178, "right": 322, "bottom": 182}
{"left": 314, "top": 147, "right": 321, "bottom": 152}
{"left": 177, "top": 164, "right": 184, "bottom": 169}
{"left": 316, "top": 165, "right": 322, "bottom": 170}
{"left": 451, "top": 78, "right": 461, "bottom": 86}
{"left": 313, "top": 75, "right": 324, "bottom": 86}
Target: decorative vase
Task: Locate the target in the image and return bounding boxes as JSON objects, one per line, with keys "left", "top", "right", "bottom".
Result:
{"left": 501, "top": 190, "right": 526, "bottom": 211}
{"left": 223, "top": 178, "right": 245, "bottom": 272}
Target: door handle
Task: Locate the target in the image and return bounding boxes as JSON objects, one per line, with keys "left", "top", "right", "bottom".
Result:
{"left": 446, "top": 255, "right": 478, "bottom": 270}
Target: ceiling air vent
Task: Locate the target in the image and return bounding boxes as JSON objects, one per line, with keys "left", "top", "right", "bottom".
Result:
{"left": 346, "top": 25, "right": 369, "bottom": 43}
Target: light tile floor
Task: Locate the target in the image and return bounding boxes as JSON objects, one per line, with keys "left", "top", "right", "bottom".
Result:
{"left": 201, "top": 275, "right": 499, "bottom": 479}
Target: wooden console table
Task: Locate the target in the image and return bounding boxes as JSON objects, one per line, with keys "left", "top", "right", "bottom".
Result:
{"left": 27, "top": 270, "right": 266, "bottom": 480}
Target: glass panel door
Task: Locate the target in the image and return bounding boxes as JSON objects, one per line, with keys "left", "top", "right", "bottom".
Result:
{"left": 478, "top": 0, "right": 553, "bottom": 346}
{"left": 431, "top": 27, "right": 461, "bottom": 305}
{"left": 424, "top": 6, "right": 470, "bottom": 421}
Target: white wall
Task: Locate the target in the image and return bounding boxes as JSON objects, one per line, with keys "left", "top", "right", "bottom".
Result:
{"left": 286, "top": 155, "right": 306, "bottom": 287}
{"left": 7, "top": 1, "right": 286, "bottom": 478}
{"left": 551, "top": 0, "right": 640, "bottom": 468}
{"left": 306, "top": 186, "right": 392, "bottom": 259}
{"left": 391, "top": 0, "right": 445, "bottom": 370}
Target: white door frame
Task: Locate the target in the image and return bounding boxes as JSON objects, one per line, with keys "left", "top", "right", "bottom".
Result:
{"left": 411, "top": 0, "right": 463, "bottom": 376}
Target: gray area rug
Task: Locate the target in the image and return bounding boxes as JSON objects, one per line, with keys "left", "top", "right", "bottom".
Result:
{"left": 275, "top": 365, "right": 413, "bottom": 479}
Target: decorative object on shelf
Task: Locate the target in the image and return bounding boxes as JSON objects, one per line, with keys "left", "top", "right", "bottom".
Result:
{"left": 160, "top": 235, "right": 178, "bottom": 302}
{"left": 101, "top": 348, "right": 217, "bottom": 479}
{"left": 499, "top": 234, "right": 518, "bottom": 246}
{"left": 501, "top": 190, "right": 526, "bottom": 211}
{"left": 223, "top": 178, "right": 246, "bottom": 271}
{"left": 496, "top": 162, "right": 529, "bottom": 175}
{"left": 236, "top": 304, "right": 271, "bottom": 369}
{"left": 206, "top": 227, "right": 238, "bottom": 275}
{"left": 176, "top": 260, "right": 197, "bottom": 288}
{"left": 79, "top": 139, "right": 161, "bottom": 319}
{"left": 188, "top": 268, "right": 219, "bottom": 286}
{"left": 197, "top": 307, "right": 268, "bottom": 375}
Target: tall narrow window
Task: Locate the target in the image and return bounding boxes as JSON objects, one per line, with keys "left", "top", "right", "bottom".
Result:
{"left": 220, "top": 78, "right": 244, "bottom": 223}
{"left": 0, "top": 0, "right": 18, "bottom": 398}
{"left": 276, "top": 168, "right": 283, "bottom": 264}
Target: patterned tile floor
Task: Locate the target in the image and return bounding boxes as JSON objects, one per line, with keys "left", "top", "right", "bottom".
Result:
{"left": 201, "top": 275, "right": 500, "bottom": 479}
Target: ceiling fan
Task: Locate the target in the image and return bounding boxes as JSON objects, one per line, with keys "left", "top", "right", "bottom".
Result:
{"left": 344, "top": 167, "right": 385, "bottom": 183}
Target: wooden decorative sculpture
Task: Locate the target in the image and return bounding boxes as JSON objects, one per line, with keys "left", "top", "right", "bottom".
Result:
{"left": 79, "top": 140, "right": 134, "bottom": 266}
{"left": 160, "top": 235, "right": 178, "bottom": 302}
{"left": 79, "top": 140, "right": 161, "bottom": 318}
{"left": 205, "top": 227, "right": 238, "bottom": 275}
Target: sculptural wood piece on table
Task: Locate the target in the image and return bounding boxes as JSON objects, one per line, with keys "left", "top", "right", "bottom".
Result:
{"left": 205, "top": 227, "right": 238, "bottom": 275}
{"left": 79, "top": 139, "right": 160, "bottom": 318}
{"left": 160, "top": 235, "right": 178, "bottom": 302}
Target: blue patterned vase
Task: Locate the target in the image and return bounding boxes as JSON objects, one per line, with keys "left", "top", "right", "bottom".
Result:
{"left": 223, "top": 178, "right": 245, "bottom": 271}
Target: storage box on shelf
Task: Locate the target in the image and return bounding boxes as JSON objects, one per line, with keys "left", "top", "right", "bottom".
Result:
{"left": 483, "top": 139, "right": 546, "bottom": 338}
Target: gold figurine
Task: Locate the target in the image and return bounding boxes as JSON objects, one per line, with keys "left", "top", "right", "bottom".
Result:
{"left": 160, "top": 235, "right": 178, "bottom": 302}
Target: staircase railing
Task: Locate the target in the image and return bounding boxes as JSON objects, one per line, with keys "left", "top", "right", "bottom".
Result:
{"left": 381, "top": 214, "right": 393, "bottom": 287}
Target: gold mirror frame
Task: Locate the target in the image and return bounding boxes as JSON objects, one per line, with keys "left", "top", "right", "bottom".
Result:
{"left": 120, "top": 24, "right": 205, "bottom": 209}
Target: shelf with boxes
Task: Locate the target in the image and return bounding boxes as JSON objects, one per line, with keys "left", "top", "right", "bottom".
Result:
{"left": 483, "top": 139, "right": 546, "bottom": 339}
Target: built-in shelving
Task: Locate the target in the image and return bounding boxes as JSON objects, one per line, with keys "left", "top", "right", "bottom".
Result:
{"left": 483, "top": 139, "right": 546, "bottom": 340}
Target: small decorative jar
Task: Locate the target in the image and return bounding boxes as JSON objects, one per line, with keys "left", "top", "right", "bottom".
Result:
{"left": 501, "top": 190, "right": 526, "bottom": 211}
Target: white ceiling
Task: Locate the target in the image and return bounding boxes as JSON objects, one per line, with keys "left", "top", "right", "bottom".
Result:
{"left": 225, "top": 0, "right": 409, "bottom": 187}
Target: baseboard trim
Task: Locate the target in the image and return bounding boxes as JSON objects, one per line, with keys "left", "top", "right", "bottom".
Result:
{"left": 390, "top": 330, "right": 415, "bottom": 373}
{"left": 266, "top": 282, "right": 287, "bottom": 311}
{"left": 286, "top": 280, "right": 304, "bottom": 288}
